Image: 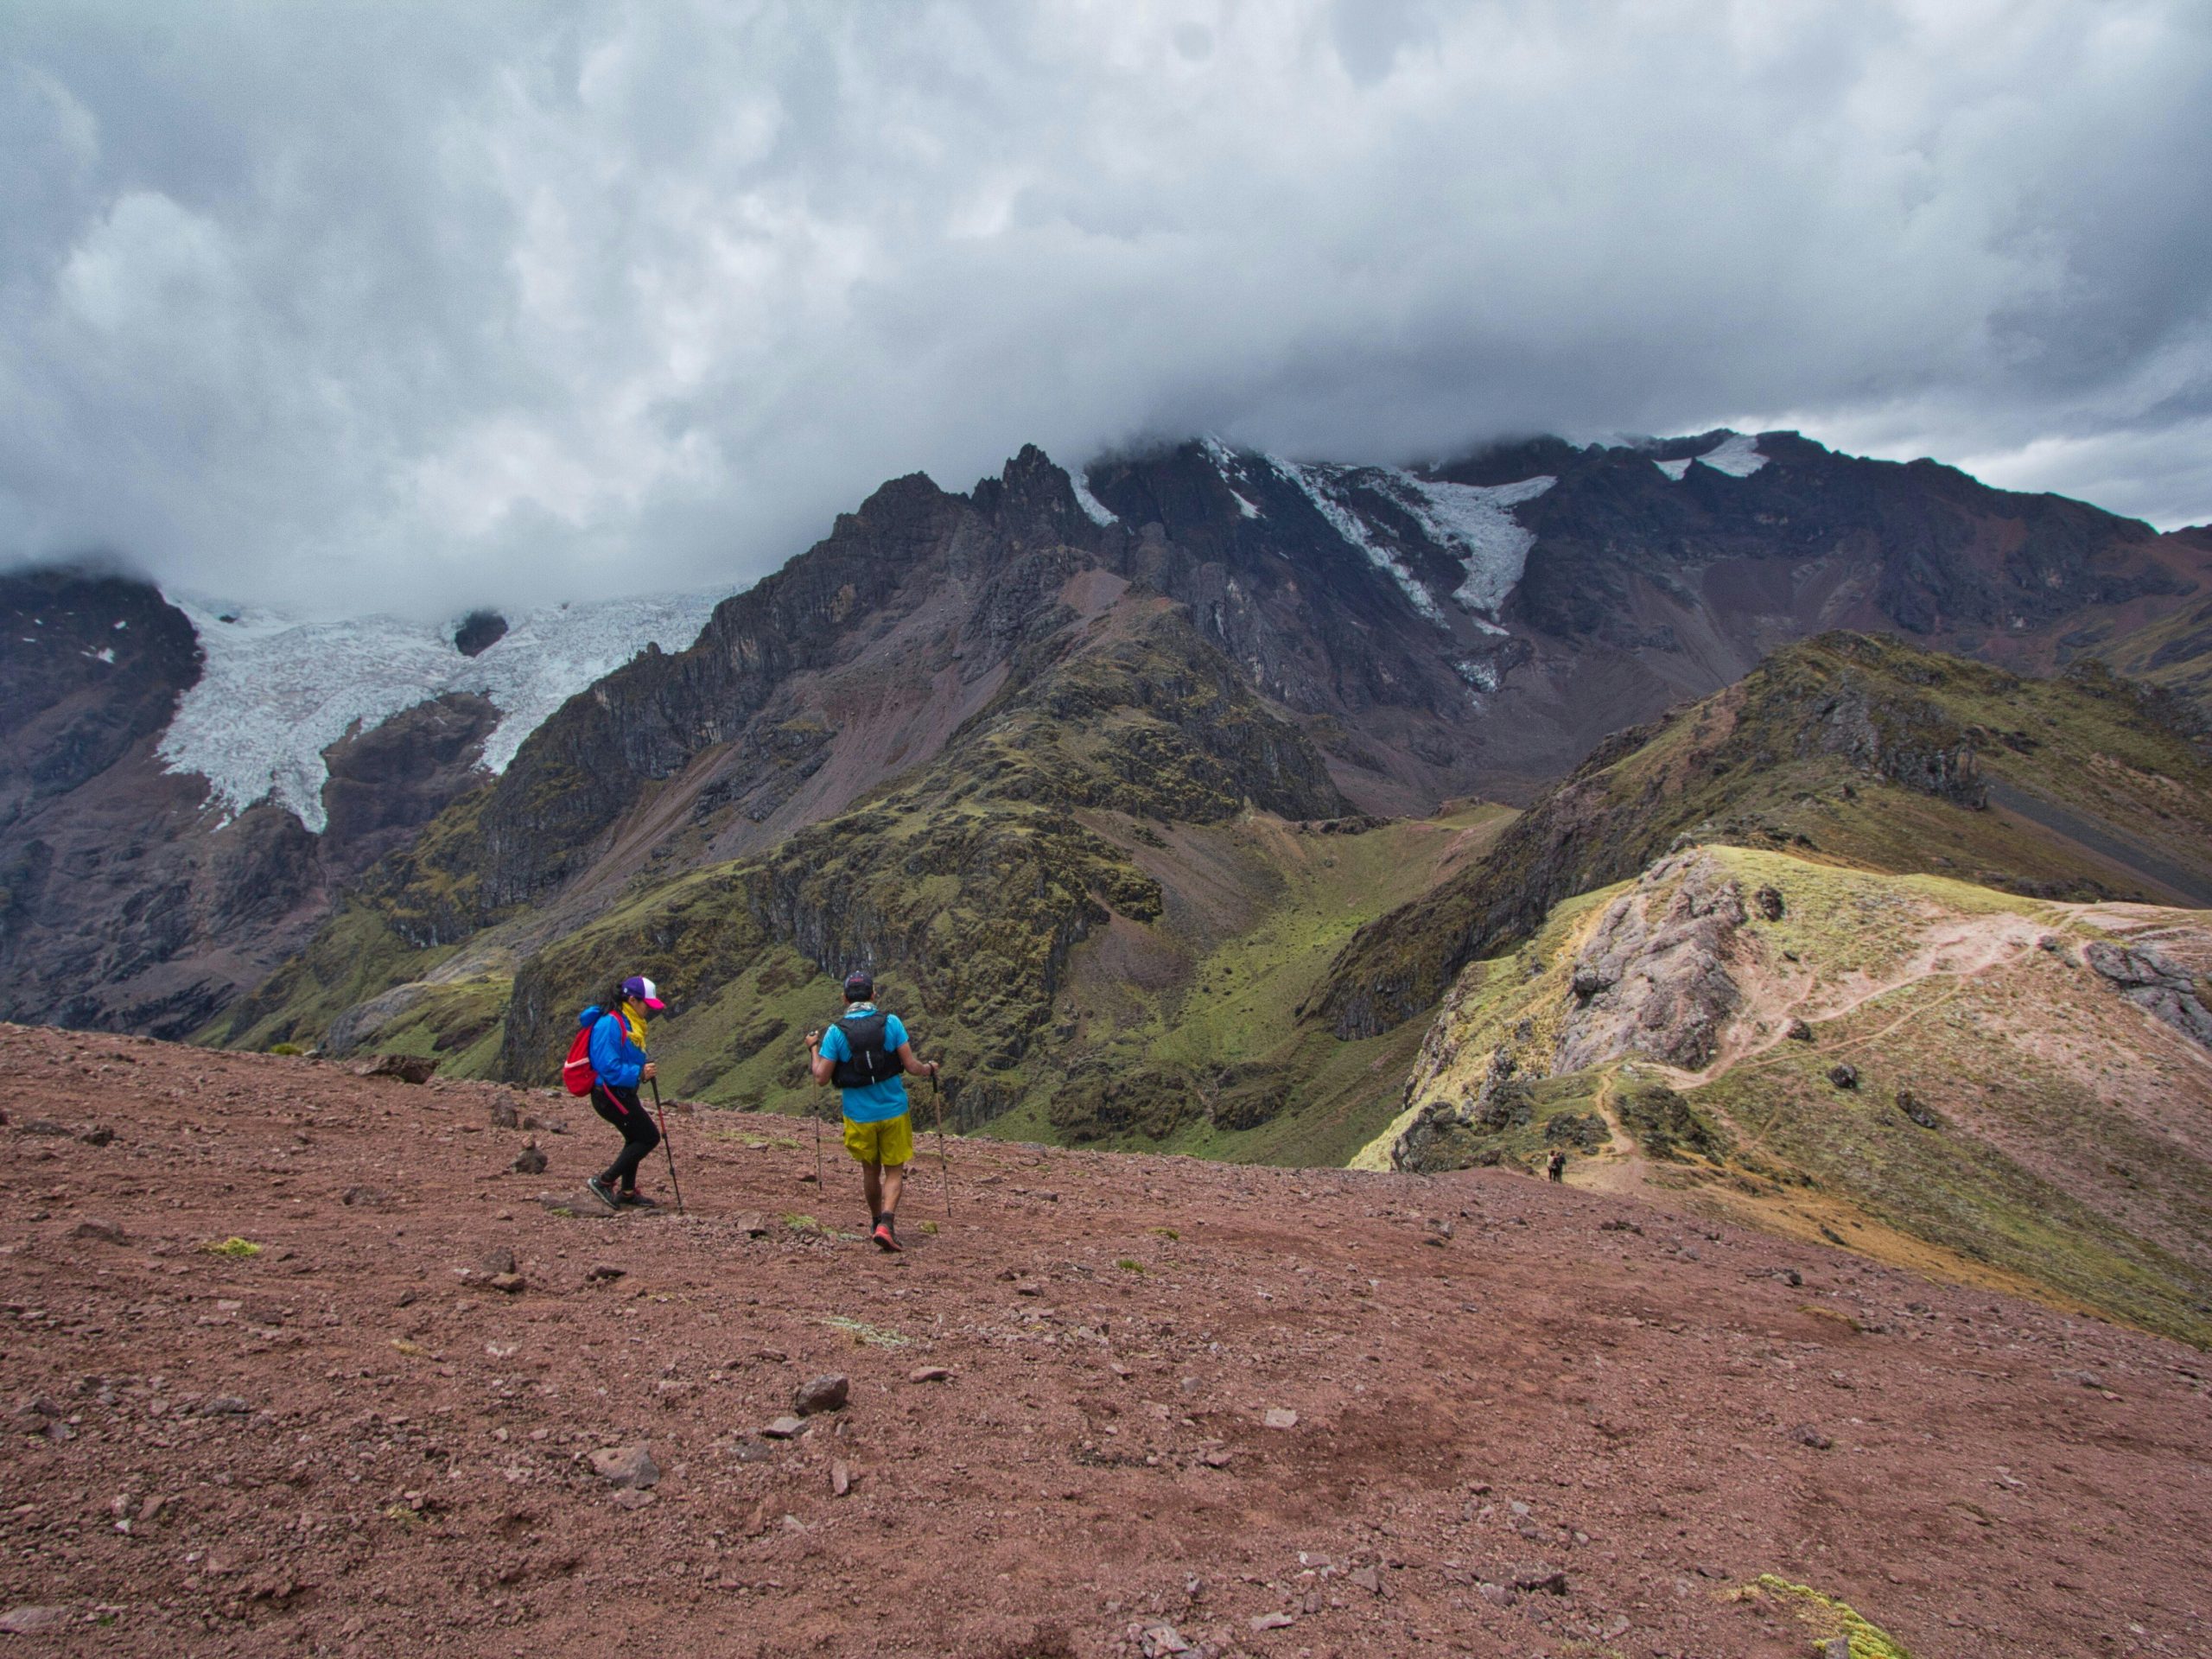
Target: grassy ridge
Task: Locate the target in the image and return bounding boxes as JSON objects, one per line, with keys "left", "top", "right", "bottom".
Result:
{"left": 1374, "top": 845, "right": 2212, "bottom": 1345}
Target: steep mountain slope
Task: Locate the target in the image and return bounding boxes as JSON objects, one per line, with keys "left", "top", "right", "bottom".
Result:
{"left": 1359, "top": 845, "right": 2212, "bottom": 1347}
{"left": 219, "top": 587, "right": 1502, "bottom": 1162}
{"left": 1311, "top": 632, "right": 2212, "bottom": 1042}
{"left": 2090, "top": 524, "right": 2212, "bottom": 723}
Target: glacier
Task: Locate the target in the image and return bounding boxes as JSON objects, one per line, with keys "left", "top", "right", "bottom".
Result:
{"left": 1268, "top": 456, "right": 1553, "bottom": 624}
{"left": 158, "top": 589, "right": 728, "bottom": 833}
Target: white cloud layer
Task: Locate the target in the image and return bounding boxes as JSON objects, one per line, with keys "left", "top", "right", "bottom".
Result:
{"left": 2, "top": 0, "right": 2209, "bottom": 618}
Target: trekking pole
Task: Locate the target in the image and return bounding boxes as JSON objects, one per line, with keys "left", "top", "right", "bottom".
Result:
{"left": 805, "top": 1030, "right": 824, "bottom": 1187}
{"left": 931, "top": 1068, "right": 952, "bottom": 1218}
{"left": 648, "top": 1077, "right": 684, "bottom": 1216}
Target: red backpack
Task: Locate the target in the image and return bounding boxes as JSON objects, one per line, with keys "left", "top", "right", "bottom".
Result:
{"left": 562, "top": 1024, "right": 596, "bottom": 1096}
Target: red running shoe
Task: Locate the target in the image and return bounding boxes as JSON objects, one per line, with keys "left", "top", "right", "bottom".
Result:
{"left": 871, "top": 1215, "right": 901, "bottom": 1253}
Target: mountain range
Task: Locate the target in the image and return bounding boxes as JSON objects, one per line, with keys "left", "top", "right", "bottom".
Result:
{"left": 9, "top": 426, "right": 2212, "bottom": 1331}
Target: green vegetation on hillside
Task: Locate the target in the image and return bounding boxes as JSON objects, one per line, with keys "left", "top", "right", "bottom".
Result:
{"left": 223, "top": 595, "right": 1495, "bottom": 1161}
{"left": 1311, "top": 631, "right": 2212, "bottom": 1041}
{"left": 1370, "top": 845, "right": 2212, "bottom": 1346}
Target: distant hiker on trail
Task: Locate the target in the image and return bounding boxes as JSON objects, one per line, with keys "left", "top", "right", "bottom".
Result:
{"left": 806, "top": 971, "right": 939, "bottom": 1253}
{"left": 1547, "top": 1146, "right": 1567, "bottom": 1184}
{"left": 575, "top": 976, "right": 666, "bottom": 1211}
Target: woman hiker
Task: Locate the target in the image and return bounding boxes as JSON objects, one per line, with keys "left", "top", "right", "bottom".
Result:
{"left": 581, "top": 975, "right": 666, "bottom": 1211}
{"left": 806, "top": 970, "right": 940, "bottom": 1252}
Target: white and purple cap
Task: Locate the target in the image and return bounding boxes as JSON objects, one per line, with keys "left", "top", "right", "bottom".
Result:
{"left": 621, "top": 975, "right": 666, "bottom": 1012}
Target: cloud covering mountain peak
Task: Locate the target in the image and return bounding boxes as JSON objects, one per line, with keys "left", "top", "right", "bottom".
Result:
{"left": 3, "top": 1, "right": 2208, "bottom": 619}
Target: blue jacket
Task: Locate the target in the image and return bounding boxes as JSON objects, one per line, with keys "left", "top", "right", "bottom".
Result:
{"left": 579, "top": 1005, "right": 646, "bottom": 1090}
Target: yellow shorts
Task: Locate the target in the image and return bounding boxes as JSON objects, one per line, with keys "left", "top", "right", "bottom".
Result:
{"left": 842, "top": 1113, "right": 913, "bottom": 1167}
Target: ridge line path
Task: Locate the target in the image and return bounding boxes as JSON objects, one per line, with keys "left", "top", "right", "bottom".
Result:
{"left": 3, "top": 1025, "right": 2207, "bottom": 1657}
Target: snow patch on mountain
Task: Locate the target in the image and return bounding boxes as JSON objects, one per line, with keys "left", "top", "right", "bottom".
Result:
{"left": 1271, "top": 458, "right": 1445, "bottom": 623}
{"left": 159, "top": 590, "right": 727, "bottom": 833}
{"left": 1070, "top": 469, "right": 1119, "bottom": 526}
{"left": 1392, "top": 474, "right": 1554, "bottom": 616}
{"left": 1202, "top": 436, "right": 1264, "bottom": 520}
{"left": 1698, "top": 432, "right": 1769, "bottom": 476}
{"left": 1656, "top": 433, "right": 1768, "bottom": 480}
{"left": 1269, "top": 458, "right": 1553, "bottom": 623}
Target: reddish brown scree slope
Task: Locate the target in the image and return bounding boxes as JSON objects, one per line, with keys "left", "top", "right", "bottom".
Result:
{"left": 2, "top": 1026, "right": 2208, "bottom": 1658}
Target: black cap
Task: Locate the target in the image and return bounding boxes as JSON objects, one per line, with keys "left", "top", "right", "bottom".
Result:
{"left": 842, "top": 970, "right": 874, "bottom": 1001}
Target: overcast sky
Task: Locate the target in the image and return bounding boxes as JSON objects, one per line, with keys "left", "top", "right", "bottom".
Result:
{"left": 3, "top": 1, "right": 2209, "bottom": 620}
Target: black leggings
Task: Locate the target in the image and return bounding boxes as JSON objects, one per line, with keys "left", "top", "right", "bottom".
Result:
{"left": 591, "top": 1082, "right": 659, "bottom": 1188}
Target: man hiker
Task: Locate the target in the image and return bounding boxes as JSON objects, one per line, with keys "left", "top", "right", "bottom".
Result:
{"left": 1547, "top": 1146, "right": 1568, "bottom": 1184}
{"left": 807, "top": 971, "right": 939, "bottom": 1252}
{"left": 580, "top": 976, "right": 666, "bottom": 1211}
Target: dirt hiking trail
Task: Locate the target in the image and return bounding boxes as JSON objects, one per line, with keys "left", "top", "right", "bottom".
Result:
{"left": 3, "top": 1025, "right": 2208, "bottom": 1657}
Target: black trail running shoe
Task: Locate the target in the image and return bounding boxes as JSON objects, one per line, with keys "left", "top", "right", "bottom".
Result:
{"left": 585, "top": 1175, "right": 620, "bottom": 1211}
{"left": 619, "top": 1189, "right": 659, "bottom": 1209}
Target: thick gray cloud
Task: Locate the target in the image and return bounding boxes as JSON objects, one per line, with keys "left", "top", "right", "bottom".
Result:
{"left": 2, "top": 0, "right": 2208, "bottom": 619}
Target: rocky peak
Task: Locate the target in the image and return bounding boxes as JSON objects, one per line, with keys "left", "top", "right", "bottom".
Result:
{"left": 0, "top": 569, "right": 201, "bottom": 823}
{"left": 452, "top": 610, "right": 507, "bottom": 656}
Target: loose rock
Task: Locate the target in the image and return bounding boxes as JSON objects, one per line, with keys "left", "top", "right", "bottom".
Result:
{"left": 908, "top": 1365, "right": 952, "bottom": 1383}
{"left": 355, "top": 1054, "right": 438, "bottom": 1084}
{"left": 587, "top": 1442, "right": 658, "bottom": 1489}
{"left": 0, "top": 1606, "right": 70, "bottom": 1635}
{"left": 761, "top": 1415, "right": 806, "bottom": 1440}
{"left": 1827, "top": 1063, "right": 1859, "bottom": 1090}
{"left": 1262, "top": 1407, "right": 1299, "bottom": 1430}
{"left": 70, "top": 1217, "right": 126, "bottom": 1244}
{"left": 793, "top": 1374, "right": 850, "bottom": 1415}
{"left": 510, "top": 1141, "right": 548, "bottom": 1175}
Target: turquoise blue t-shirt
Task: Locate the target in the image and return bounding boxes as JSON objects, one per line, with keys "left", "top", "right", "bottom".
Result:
{"left": 819, "top": 1007, "right": 910, "bottom": 1122}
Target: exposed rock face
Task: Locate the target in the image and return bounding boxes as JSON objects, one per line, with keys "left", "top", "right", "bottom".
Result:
{"left": 453, "top": 611, "right": 508, "bottom": 657}
{"left": 319, "top": 693, "right": 500, "bottom": 868}
{"left": 2084, "top": 941, "right": 2212, "bottom": 1047}
{"left": 1555, "top": 852, "right": 1746, "bottom": 1073}
{"left": 1391, "top": 1046, "right": 1532, "bottom": 1172}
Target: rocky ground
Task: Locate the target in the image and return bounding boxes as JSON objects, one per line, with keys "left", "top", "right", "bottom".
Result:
{"left": 2, "top": 1025, "right": 2208, "bottom": 1657}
